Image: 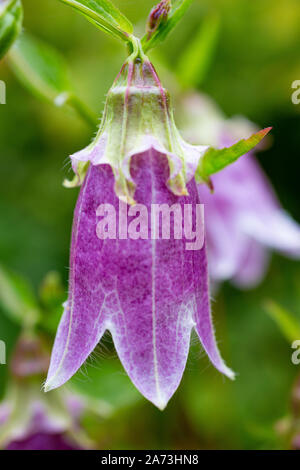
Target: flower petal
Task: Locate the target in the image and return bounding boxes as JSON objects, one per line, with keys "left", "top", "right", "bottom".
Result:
{"left": 240, "top": 210, "right": 300, "bottom": 257}
{"left": 44, "top": 166, "right": 112, "bottom": 392}
{"left": 110, "top": 151, "right": 195, "bottom": 408}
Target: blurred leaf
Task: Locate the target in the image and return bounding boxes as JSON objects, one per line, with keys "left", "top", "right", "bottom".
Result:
{"left": 8, "top": 32, "right": 97, "bottom": 126}
{"left": 0, "top": 264, "right": 40, "bottom": 327}
{"left": 142, "top": 0, "right": 194, "bottom": 53}
{"left": 59, "top": 0, "right": 133, "bottom": 42}
{"left": 196, "top": 127, "right": 272, "bottom": 184}
{"left": 39, "top": 271, "right": 65, "bottom": 309}
{"left": 176, "top": 13, "right": 220, "bottom": 89}
{"left": 39, "top": 271, "right": 65, "bottom": 334}
{"left": 264, "top": 299, "right": 300, "bottom": 343}
{"left": 71, "top": 354, "right": 140, "bottom": 411}
{"left": 0, "top": 0, "right": 23, "bottom": 60}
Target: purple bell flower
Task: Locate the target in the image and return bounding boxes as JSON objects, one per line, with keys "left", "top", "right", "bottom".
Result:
{"left": 45, "top": 49, "right": 269, "bottom": 408}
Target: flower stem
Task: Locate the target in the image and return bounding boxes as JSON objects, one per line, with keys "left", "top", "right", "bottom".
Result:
{"left": 68, "top": 94, "right": 98, "bottom": 128}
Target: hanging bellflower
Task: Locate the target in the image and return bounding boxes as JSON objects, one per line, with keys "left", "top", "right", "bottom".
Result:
{"left": 44, "top": 38, "right": 270, "bottom": 409}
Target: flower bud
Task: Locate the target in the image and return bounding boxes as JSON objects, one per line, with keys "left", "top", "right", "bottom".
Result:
{"left": 146, "top": 0, "right": 171, "bottom": 40}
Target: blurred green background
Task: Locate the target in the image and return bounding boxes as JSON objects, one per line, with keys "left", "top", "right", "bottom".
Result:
{"left": 0, "top": 0, "right": 300, "bottom": 449}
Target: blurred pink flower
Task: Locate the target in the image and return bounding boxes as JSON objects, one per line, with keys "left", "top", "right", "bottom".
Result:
{"left": 0, "top": 391, "right": 84, "bottom": 450}
{"left": 181, "top": 94, "right": 300, "bottom": 288}
{"left": 0, "top": 335, "right": 101, "bottom": 450}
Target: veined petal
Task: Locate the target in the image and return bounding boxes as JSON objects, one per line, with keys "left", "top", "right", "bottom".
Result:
{"left": 117, "top": 151, "right": 234, "bottom": 404}
{"left": 44, "top": 166, "right": 112, "bottom": 392}
{"left": 109, "top": 151, "right": 196, "bottom": 409}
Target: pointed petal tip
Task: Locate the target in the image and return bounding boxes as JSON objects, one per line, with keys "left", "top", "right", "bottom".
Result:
{"left": 149, "top": 395, "right": 170, "bottom": 411}
{"left": 43, "top": 383, "right": 51, "bottom": 394}
{"left": 223, "top": 366, "right": 236, "bottom": 381}
{"left": 155, "top": 401, "right": 168, "bottom": 411}
{"left": 43, "top": 378, "right": 58, "bottom": 393}
{"left": 214, "top": 358, "right": 235, "bottom": 381}
{"left": 43, "top": 369, "right": 70, "bottom": 393}
{"left": 260, "top": 126, "right": 272, "bottom": 137}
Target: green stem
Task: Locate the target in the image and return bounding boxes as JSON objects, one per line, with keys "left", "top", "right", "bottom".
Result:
{"left": 68, "top": 94, "right": 98, "bottom": 127}
{"left": 59, "top": 0, "right": 130, "bottom": 43}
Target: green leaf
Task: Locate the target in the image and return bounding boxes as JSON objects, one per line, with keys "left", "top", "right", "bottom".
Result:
{"left": 0, "top": 0, "right": 23, "bottom": 59}
{"left": 176, "top": 13, "right": 220, "bottom": 89}
{"left": 196, "top": 127, "right": 272, "bottom": 184}
{"left": 142, "top": 0, "right": 194, "bottom": 53}
{"left": 0, "top": 264, "right": 40, "bottom": 328}
{"left": 264, "top": 299, "right": 300, "bottom": 344}
{"left": 8, "top": 32, "right": 97, "bottom": 126}
{"left": 59, "top": 0, "right": 133, "bottom": 42}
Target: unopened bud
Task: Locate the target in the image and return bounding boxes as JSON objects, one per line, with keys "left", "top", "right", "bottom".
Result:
{"left": 146, "top": 0, "right": 171, "bottom": 40}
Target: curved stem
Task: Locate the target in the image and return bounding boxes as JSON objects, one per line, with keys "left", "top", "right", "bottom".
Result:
{"left": 68, "top": 94, "right": 98, "bottom": 127}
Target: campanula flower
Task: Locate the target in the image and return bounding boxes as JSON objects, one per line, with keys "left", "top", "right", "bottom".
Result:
{"left": 181, "top": 94, "right": 300, "bottom": 288}
{"left": 45, "top": 45, "right": 269, "bottom": 408}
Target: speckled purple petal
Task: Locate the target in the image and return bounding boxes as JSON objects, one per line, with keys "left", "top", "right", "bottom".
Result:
{"left": 45, "top": 151, "right": 233, "bottom": 408}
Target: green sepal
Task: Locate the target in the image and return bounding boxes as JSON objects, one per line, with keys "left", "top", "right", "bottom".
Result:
{"left": 69, "top": 46, "right": 209, "bottom": 204}
{"left": 64, "top": 161, "right": 90, "bottom": 188}
{"left": 195, "top": 127, "right": 272, "bottom": 184}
